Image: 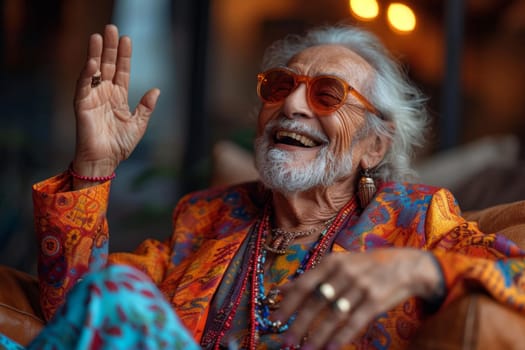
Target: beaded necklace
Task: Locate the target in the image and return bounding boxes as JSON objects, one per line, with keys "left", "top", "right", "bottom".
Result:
{"left": 251, "top": 198, "right": 357, "bottom": 348}
{"left": 264, "top": 216, "right": 335, "bottom": 255}
{"left": 211, "top": 198, "right": 357, "bottom": 350}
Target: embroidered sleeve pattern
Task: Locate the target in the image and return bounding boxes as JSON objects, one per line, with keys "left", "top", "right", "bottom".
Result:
{"left": 33, "top": 172, "right": 112, "bottom": 320}
{"left": 33, "top": 173, "right": 176, "bottom": 321}
{"left": 425, "top": 188, "right": 525, "bottom": 313}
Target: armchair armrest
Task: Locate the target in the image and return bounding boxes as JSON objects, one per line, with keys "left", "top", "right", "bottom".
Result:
{"left": 409, "top": 293, "right": 525, "bottom": 350}
{"left": 0, "top": 265, "right": 44, "bottom": 346}
{"left": 463, "top": 200, "right": 525, "bottom": 248}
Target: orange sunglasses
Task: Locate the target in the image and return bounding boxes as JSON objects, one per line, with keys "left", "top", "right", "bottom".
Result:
{"left": 257, "top": 68, "right": 382, "bottom": 118}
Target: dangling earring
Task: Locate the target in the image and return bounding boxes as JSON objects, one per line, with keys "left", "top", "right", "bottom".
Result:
{"left": 358, "top": 168, "right": 376, "bottom": 209}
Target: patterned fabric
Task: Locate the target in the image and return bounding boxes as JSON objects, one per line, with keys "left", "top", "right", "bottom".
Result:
{"left": 32, "top": 173, "right": 525, "bottom": 349}
{"left": 207, "top": 240, "right": 316, "bottom": 349}
{"left": 0, "top": 264, "right": 199, "bottom": 350}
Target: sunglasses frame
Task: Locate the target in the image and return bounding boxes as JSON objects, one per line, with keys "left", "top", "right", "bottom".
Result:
{"left": 257, "top": 68, "right": 382, "bottom": 118}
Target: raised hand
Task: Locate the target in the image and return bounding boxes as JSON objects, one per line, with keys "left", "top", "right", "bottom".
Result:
{"left": 71, "top": 24, "right": 160, "bottom": 188}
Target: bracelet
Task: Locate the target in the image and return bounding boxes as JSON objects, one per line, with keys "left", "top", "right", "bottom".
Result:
{"left": 68, "top": 163, "right": 116, "bottom": 182}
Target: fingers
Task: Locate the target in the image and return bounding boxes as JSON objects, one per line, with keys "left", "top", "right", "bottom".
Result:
{"left": 74, "top": 26, "right": 112, "bottom": 102}
{"left": 273, "top": 254, "right": 347, "bottom": 323}
{"left": 101, "top": 24, "right": 132, "bottom": 89}
{"left": 133, "top": 88, "right": 161, "bottom": 122}
{"left": 272, "top": 271, "right": 325, "bottom": 326}
{"left": 297, "top": 288, "right": 367, "bottom": 349}
{"left": 280, "top": 276, "right": 362, "bottom": 348}
{"left": 75, "top": 33, "right": 102, "bottom": 100}
{"left": 114, "top": 36, "right": 132, "bottom": 90}
{"left": 100, "top": 24, "right": 119, "bottom": 81}
{"left": 75, "top": 58, "right": 99, "bottom": 102}
{"left": 275, "top": 249, "right": 427, "bottom": 349}
{"left": 87, "top": 32, "right": 103, "bottom": 68}
{"left": 325, "top": 302, "right": 377, "bottom": 349}
{"left": 76, "top": 25, "right": 130, "bottom": 95}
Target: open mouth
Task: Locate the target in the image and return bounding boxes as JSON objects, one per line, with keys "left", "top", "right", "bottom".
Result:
{"left": 274, "top": 130, "right": 322, "bottom": 148}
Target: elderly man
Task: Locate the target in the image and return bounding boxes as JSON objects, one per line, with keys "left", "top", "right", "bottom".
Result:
{"left": 5, "top": 24, "right": 523, "bottom": 350}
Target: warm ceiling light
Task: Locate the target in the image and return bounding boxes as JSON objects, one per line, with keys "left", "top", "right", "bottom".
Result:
{"left": 349, "top": 0, "right": 380, "bottom": 20}
{"left": 387, "top": 3, "right": 416, "bottom": 33}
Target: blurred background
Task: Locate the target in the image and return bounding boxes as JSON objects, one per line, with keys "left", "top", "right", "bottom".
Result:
{"left": 1, "top": 0, "right": 524, "bottom": 272}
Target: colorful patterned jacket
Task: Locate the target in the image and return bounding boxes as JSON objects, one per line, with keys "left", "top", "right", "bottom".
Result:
{"left": 33, "top": 173, "right": 525, "bottom": 349}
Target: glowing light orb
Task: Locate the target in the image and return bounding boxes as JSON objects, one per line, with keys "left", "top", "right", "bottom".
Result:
{"left": 349, "top": 0, "right": 380, "bottom": 20}
{"left": 387, "top": 3, "right": 416, "bottom": 33}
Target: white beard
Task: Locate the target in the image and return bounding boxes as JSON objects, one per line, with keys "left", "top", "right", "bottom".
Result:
{"left": 254, "top": 118, "right": 354, "bottom": 193}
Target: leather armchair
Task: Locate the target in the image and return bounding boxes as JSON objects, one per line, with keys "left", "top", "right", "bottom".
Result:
{"left": 1, "top": 200, "right": 524, "bottom": 348}
{"left": 0, "top": 265, "right": 44, "bottom": 346}
{"left": 408, "top": 200, "right": 525, "bottom": 350}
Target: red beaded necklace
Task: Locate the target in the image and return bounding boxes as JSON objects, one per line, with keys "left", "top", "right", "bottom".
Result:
{"left": 213, "top": 198, "right": 357, "bottom": 349}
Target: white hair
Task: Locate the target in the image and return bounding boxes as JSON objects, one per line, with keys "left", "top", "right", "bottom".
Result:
{"left": 260, "top": 25, "right": 429, "bottom": 182}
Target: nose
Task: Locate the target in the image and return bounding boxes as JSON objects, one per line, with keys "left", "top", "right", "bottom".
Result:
{"left": 281, "top": 83, "right": 314, "bottom": 119}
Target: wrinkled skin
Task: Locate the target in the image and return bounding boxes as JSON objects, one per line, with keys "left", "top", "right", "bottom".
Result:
{"left": 256, "top": 45, "right": 441, "bottom": 349}
{"left": 71, "top": 25, "right": 159, "bottom": 189}
{"left": 70, "top": 26, "right": 442, "bottom": 349}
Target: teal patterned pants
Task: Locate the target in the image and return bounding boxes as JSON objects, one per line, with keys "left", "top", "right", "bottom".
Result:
{"left": 0, "top": 265, "right": 200, "bottom": 350}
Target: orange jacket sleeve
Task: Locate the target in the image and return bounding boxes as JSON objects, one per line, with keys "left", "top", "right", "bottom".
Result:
{"left": 33, "top": 172, "right": 171, "bottom": 320}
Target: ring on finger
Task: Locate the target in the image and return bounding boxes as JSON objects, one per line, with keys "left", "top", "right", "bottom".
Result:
{"left": 316, "top": 282, "right": 336, "bottom": 302}
{"left": 333, "top": 297, "right": 352, "bottom": 314}
{"left": 91, "top": 74, "right": 102, "bottom": 88}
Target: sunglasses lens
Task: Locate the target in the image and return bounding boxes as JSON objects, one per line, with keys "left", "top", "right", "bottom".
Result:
{"left": 259, "top": 70, "right": 295, "bottom": 103}
{"left": 310, "top": 77, "right": 346, "bottom": 112}
{"left": 258, "top": 70, "right": 349, "bottom": 114}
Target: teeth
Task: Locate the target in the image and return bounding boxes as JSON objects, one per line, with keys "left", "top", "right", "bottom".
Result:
{"left": 276, "top": 131, "right": 317, "bottom": 147}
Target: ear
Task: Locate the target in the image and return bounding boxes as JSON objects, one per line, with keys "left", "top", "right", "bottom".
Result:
{"left": 359, "top": 131, "right": 391, "bottom": 169}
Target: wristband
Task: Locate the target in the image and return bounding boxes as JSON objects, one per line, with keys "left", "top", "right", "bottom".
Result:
{"left": 68, "top": 163, "right": 116, "bottom": 182}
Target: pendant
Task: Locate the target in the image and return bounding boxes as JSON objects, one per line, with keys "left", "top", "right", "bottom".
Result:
{"left": 263, "top": 288, "right": 282, "bottom": 310}
{"left": 271, "top": 235, "right": 286, "bottom": 251}
{"left": 264, "top": 234, "right": 294, "bottom": 255}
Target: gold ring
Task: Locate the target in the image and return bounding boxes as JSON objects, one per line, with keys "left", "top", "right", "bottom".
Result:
{"left": 317, "top": 282, "right": 336, "bottom": 302}
{"left": 91, "top": 74, "right": 101, "bottom": 88}
{"left": 333, "top": 297, "right": 351, "bottom": 314}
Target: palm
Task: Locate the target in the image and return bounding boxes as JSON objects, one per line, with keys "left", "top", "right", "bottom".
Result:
{"left": 73, "top": 25, "right": 159, "bottom": 174}
{"left": 76, "top": 83, "right": 144, "bottom": 163}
